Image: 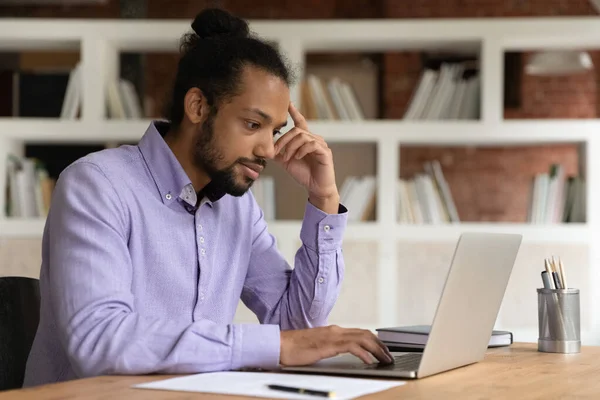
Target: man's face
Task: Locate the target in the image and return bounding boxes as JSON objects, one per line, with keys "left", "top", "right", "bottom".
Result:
{"left": 193, "top": 65, "right": 290, "bottom": 196}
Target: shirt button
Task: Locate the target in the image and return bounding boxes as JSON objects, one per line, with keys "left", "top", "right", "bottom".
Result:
{"left": 201, "top": 249, "right": 206, "bottom": 255}
{"left": 323, "top": 225, "right": 330, "bottom": 232}
{"left": 318, "top": 277, "right": 325, "bottom": 284}
{"left": 165, "top": 193, "right": 172, "bottom": 200}
{"left": 199, "top": 237, "right": 204, "bottom": 244}
{"left": 198, "top": 224, "right": 203, "bottom": 231}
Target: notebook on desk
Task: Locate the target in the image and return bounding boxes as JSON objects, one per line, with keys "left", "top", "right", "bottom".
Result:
{"left": 378, "top": 325, "right": 513, "bottom": 351}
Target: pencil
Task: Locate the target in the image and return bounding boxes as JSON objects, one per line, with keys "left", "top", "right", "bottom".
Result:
{"left": 558, "top": 257, "right": 568, "bottom": 289}
{"left": 544, "top": 258, "right": 555, "bottom": 289}
{"left": 550, "top": 256, "right": 564, "bottom": 289}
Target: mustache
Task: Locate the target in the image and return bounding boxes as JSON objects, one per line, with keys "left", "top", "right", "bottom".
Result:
{"left": 237, "top": 157, "right": 267, "bottom": 168}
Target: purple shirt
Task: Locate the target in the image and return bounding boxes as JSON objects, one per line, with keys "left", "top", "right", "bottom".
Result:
{"left": 23, "top": 121, "right": 347, "bottom": 387}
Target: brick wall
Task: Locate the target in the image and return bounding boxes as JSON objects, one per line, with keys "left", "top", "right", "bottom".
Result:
{"left": 0, "top": 0, "right": 120, "bottom": 18}
{"left": 504, "top": 53, "right": 597, "bottom": 119}
{"left": 146, "top": 0, "right": 337, "bottom": 19}
{"left": 383, "top": 53, "right": 423, "bottom": 119}
{"left": 383, "top": 0, "right": 597, "bottom": 18}
{"left": 400, "top": 144, "right": 580, "bottom": 222}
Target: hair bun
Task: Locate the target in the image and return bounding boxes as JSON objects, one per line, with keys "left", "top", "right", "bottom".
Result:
{"left": 191, "top": 8, "right": 249, "bottom": 39}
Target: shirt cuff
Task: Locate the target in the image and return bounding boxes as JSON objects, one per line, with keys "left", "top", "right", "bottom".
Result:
{"left": 232, "top": 323, "right": 281, "bottom": 370}
{"left": 300, "top": 201, "right": 348, "bottom": 252}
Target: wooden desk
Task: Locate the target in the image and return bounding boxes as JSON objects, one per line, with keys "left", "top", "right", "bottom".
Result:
{"left": 2, "top": 343, "right": 600, "bottom": 399}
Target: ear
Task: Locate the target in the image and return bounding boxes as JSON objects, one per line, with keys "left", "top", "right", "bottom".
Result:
{"left": 183, "top": 87, "right": 209, "bottom": 124}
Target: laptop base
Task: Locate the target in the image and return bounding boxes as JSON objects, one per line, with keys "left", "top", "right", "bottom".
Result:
{"left": 281, "top": 352, "right": 421, "bottom": 379}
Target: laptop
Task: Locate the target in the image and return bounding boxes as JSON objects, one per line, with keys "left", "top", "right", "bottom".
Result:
{"left": 282, "top": 232, "right": 522, "bottom": 379}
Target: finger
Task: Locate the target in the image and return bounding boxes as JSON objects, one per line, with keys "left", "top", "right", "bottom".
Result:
{"left": 294, "top": 141, "right": 328, "bottom": 160}
{"left": 281, "top": 133, "right": 315, "bottom": 162}
{"left": 345, "top": 343, "right": 375, "bottom": 365}
{"left": 274, "top": 151, "right": 286, "bottom": 164}
{"left": 301, "top": 129, "right": 327, "bottom": 147}
{"left": 273, "top": 127, "right": 302, "bottom": 155}
{"left": 375, "top": 336, "right": 395, "bottom": 363}
{"left": 342, "top": 330, "right": 391, "bottom": 364}
{"left": 311, "top": 134, "right": 328, "bottom": 148}
{"left": 358, "top": 335, "right": 393, "bottom": 364}
{"left": 353, "top": 330, "right": 393, "bottom": 364}
{"left": 289, "top": 102, "right": 308, "bottom": 130}
{"left": 368, "top": 331, "right": 394, "bottom": 363}
{"left": 275, "top": 127, "right": 327, "bottom": 155}
{"left": 356, "top": 329, "right": 393, "bottom": 362}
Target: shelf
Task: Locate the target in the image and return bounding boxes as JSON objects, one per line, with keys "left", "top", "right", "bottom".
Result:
{"left": 395, "top": 223, "right": 590, "bottom": 243}
{"left": 0, "top": 218, "right": 380, "bottom": 239}
{"left": 0, "top": 218, "right": 589, "bottom": 243}
{"left": 0, "top": 119, "right": 597, "bottom": 145}
{"left": 267, "top": 221, "right": 381, "bottom": 241}
{"left": 4, "top": 18, "right": 600, "bottom": 52}
{"left": 0, "top": 119, "right": 144, "bottom": 143}
{"left": 309, "top": 120, "right": 597, "bottom": 145}
{"left": 265, "top": 221, "right": 590, "bottom": 243}
{"left": 0, "top": 218, "right": 46, "bottom": 238}
{"left": 0, "top": 218, "right": 381, "bottom": 239}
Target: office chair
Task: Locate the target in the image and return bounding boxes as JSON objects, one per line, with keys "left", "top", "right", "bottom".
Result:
{"left": 0, "top": 277, "right": 40, "bottom": 391}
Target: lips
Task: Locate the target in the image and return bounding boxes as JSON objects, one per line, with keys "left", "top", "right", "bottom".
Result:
{"left": 239, "top": 162, "right": 263, "bottom": 174}
{"left": 239, "top": 161, "right": 263, "bottom": 180}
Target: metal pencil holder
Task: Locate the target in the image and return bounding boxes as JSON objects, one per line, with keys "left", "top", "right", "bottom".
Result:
{"left": 537, "top": 288, "right": 580, "bottom": 354}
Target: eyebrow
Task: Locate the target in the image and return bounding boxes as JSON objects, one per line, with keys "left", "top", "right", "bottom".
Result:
{"left": 244, "top": 108, "right": 287, "bottom": 128}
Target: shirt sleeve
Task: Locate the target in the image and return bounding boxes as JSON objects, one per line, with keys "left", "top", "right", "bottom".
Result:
{"left": 46, "top": 161, "right": 280, "bottom": 378}
{"left": 241, "top": 192, "right": 347, "bottom": 330}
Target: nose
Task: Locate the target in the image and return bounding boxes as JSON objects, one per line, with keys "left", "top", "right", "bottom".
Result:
{"left": 255, "top": 132, "right": 276, "bottom": 160}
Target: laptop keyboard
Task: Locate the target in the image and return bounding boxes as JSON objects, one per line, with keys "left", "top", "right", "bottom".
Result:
{"left": 361, "top": 353, "right": 423, "bottom": 371}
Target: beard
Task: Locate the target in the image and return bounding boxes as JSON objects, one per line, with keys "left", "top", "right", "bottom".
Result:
{"left": 193, "top": 108, "right": 266, "bottom": 197}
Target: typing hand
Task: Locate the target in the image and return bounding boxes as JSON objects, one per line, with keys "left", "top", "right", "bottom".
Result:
{"left": 279, "top": 325, "right": 394, "bottom": 366}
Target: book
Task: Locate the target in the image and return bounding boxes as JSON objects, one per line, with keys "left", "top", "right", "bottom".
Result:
{"left": 376, "top": 325, "right": 513, "bottom": 348}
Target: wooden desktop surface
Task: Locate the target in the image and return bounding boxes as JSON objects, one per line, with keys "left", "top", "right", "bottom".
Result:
{"left": 2, "top": 343, "right": 600, "bottom": 399}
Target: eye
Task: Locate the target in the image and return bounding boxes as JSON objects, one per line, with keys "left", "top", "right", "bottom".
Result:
{"left": 245, "top": 120, "right": 260, "bottom": 130}
{"left": 273, "top": 129, "right": 281, "bottom": 137}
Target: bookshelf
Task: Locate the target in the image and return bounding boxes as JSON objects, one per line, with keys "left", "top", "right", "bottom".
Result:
{"left": 1, "top": 17, "right": 600, "bottom": 345}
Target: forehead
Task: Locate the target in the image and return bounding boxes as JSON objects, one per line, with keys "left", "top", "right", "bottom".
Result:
{"left": 230, "top": 65, "right": 290, "bottom": 120}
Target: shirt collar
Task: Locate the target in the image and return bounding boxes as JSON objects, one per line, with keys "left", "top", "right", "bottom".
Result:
{"left": 137, "top": 121, "right": 226, "bottom": 208}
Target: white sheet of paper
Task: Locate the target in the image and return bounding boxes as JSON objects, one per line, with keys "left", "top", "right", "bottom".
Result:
{"left": 134, "top": 371, "right": 405, "bottom": 400}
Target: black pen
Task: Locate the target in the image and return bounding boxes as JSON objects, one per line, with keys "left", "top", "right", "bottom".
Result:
{"left": 267, "top": 384, "right": 335, "bottom": 398}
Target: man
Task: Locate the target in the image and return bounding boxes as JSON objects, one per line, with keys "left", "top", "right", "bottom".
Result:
{"left": 23, "top": 8, "right": 392, "bottom": 386}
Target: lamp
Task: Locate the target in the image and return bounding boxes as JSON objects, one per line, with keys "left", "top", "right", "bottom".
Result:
{"left": 525, "top": 50, "right": 594, "bottom": 76}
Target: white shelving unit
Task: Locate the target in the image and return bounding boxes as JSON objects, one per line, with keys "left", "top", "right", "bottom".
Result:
{"left": 1, "top": 17, "right": 599, "bottom": 344}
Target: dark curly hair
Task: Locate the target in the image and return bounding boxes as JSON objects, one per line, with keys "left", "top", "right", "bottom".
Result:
{"left": 166, "top": 8, "right": 294, "bottom": 130}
